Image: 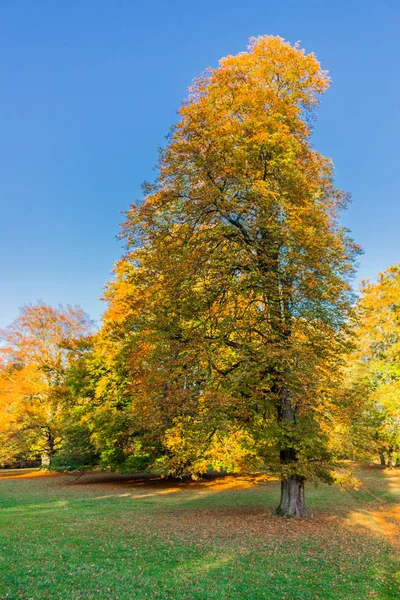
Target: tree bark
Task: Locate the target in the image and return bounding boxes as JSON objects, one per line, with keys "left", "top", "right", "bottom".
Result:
{"left": 276, "top": 475, "right": 310, "bottom": 517}
{"left": 275, "top": 391, "right": 310, "bottom": 517}
{"left": 379, "top": 452, "right": 386, "bottom": 466}
{"left": 41, "top": 452, "right": 51, "bottom": 467}
{"left": 41, "top": 428, "right": 55, "bottom": 467}
{"left": 388, "top": 449, "right": 395, "bottom": 469}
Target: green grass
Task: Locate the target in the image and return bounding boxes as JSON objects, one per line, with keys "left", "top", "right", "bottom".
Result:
{"left": 0, "top": 466, "right": 399, "bottom": 599}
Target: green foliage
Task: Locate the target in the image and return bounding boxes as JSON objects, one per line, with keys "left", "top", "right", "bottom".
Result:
{"left": 50, "top": 417, "right": 99, "bottom": 473}
{"left": 50, "top": 450, "right": 98, "bottom": 473}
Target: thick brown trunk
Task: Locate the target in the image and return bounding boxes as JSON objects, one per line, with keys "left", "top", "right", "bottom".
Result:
{"left": 276, "top": 475, "right": 310, "bottom": 517}
{"left": 275, "top": 389, "right": 311, "bottom": 517}
{"left": 379, "top": 453, "right": 386, "bottom": 466}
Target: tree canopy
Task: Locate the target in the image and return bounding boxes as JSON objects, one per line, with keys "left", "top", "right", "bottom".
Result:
{"left": 346, "top": 265, "right": 400, "bottom": 467}
{"left": 91, "top": 36, "right": 360, "bottom": 516}
{"left": 0, "top": 303, "right": 93, "bottom": 466}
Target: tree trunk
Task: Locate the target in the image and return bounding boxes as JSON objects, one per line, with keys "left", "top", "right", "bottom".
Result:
{"left": 379, "top": 453, "right": 386, "bottom": 466}
{"left": 276, "top": 475, "right": 310, "bottom": 517}
{"left": 275, "top": 390, "right": 310, "bottom": 517}
{"left": 41, "top": 428, "right": 55, "bottom": 467}
{"left": 41, "top": 452, "right": 51, "bottom": 467}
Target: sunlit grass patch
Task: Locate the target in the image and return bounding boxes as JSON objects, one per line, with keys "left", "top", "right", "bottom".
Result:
{"left": 0, "top": 465, "right": 399, "bottom": 599}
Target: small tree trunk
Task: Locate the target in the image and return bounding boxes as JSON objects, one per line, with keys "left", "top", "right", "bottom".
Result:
{"left": 41, "top": 452, "right": 51, "bottom": 467}
{"left": 276, "top": 476, "right": 310, "bottom": 517}
{"left": 379, "top": 453, "right": 386, "bottom": 466}
{"left": 41, "top": 428, "right": 55, "bottom": 467}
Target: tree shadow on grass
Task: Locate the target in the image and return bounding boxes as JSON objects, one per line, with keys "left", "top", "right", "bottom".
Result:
{"left": 42, "top": 465, "right": 400, "bottom": 557}
{"left": 1, "top": 465, "right": 399, "bottom": 598}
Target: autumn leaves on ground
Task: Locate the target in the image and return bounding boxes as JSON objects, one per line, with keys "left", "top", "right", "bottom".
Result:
{"left": 0, "top": 465, "right": 399, "bottom": 599}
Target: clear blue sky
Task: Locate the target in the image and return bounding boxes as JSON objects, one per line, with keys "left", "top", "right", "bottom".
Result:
{"left": 1, "top": 0, "right": 399, "bottom": 327}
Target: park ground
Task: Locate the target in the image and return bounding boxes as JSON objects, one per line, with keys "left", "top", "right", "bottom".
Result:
{"left": 0, "top": 465, "right": 399, "bottom": 599}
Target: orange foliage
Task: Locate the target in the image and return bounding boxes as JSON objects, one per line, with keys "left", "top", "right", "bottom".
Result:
{"left": 0, "top": 303, "right": 92, "bottom": 465}
{"left": 96, "top": 36, "right": 359, "bottom": 486}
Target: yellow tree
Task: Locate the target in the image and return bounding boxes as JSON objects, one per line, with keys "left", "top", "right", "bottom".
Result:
{"left": 0, "top": 303, "right": 93, "bottom": 466}
{"left": 349, "top": 265, "right": 400, "bottom": 466}
{"left": 101, "top": 36, "right": 359, "bottom": 516}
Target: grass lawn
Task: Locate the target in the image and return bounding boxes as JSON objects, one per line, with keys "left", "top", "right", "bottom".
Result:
{"left": 0, "top": 465, "right": 399, "bottom": 599}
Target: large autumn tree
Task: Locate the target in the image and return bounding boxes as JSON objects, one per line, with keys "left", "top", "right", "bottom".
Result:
{"left": 0, "top": 302, "right": 93, "bottom": 466}
{"left": 98, "top": 36, "right": 359, "bottom": 516}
